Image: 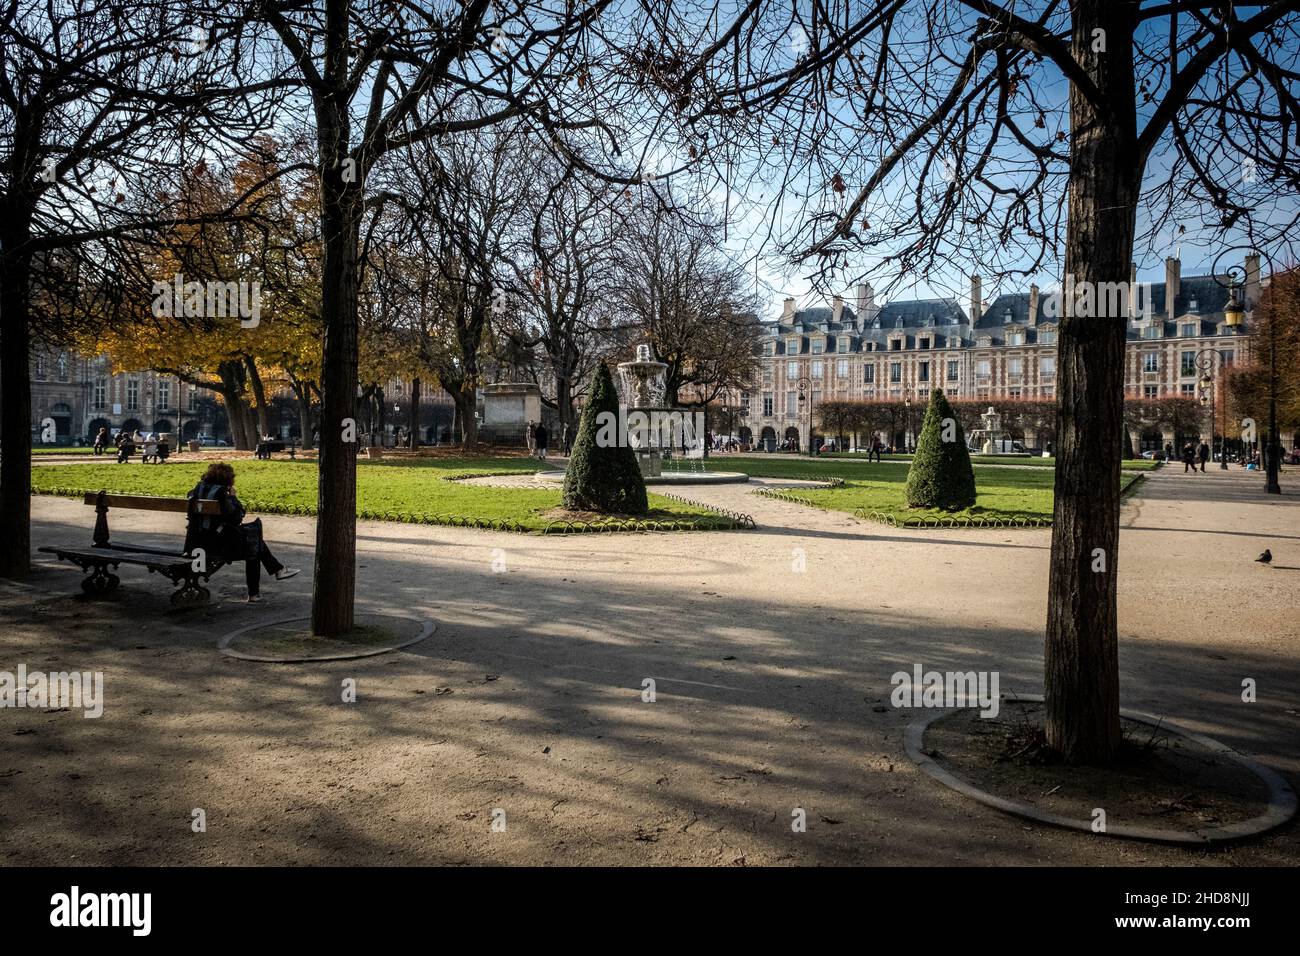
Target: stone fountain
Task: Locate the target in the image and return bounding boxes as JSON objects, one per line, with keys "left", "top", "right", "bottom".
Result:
{"left": 968, "top": 405, "right": 1009, "bottom": 454}
{"left": 616, "top": 344, "right": 689, "bottom": 477}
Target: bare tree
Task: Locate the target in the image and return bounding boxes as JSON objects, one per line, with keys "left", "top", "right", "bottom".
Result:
{"left": 0, "top": 0, "right": 284, "bottom": 578}
{"left": 659, "top": 0, "right": 1300, "bottom": 762}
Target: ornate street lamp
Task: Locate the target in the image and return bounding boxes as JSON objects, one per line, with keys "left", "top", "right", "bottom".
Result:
{"left": 904, "top": 396, "right": 913, "bottom": 453}
{"left": 796, "top": 375, "right": 813, "bottom": 455}
{"left": 1194, "top": 349, "right": 1229, "bottom": 470}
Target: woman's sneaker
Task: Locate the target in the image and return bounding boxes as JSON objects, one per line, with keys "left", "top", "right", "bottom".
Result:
{"left": 274, "top": 567, "right": 301, "bottom": 581}
{"left": 246, "top": 594, "right": 262, "bottom": 603}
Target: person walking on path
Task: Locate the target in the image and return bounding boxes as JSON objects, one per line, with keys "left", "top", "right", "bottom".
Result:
{"left": 184, "top": 462, "right": 300, "bottom": 603}
{"left": 562, "top": 421, "right": 573, "bottom": 456}
{"left": 525, "top": 420, "right": 536, "bottom": 457}
{"left": 1182, "top": 442, "right": 1197, "bottom": 473}
{"left": 1197, "top": 441, "right": 1210, "bottom": 473}
{"left": 1165, "top": 441, "right": 1174, "bottom": 463}
{"left": 535, "top": 423, "right": 549, "bottom": 460}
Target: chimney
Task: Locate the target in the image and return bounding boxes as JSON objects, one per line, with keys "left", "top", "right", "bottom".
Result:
{"left": 1244, "top": 253, "right": 1261, "bottom": 307}
{"left": 1165, "top": 256, "right": 1180, "bottom": 320}
{"left": 832, "top": 294, "right": 844, "bottom": 323}
{"left": 855, "top": 282, "right": 875, "bottom": 314}
{"left": 1028, "top": 284, "right": 1039, "bottom": 326}
{"left": 782, "top": 297, "right": 796, "bottom": 321}
{"left": 970, "top": 275, "right": 982, "bottom": 322}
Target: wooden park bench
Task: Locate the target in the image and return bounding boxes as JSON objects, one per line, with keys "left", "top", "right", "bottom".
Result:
{"left": 39, "top": 491, "right": 228, "bottom": 606}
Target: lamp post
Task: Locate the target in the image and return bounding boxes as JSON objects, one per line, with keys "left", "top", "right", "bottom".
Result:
{"left": 796, "top": 375, "right": 813, "bottom": 455}
{"left": 904, "top": 397, "right": 913, "bottom": 453}
{"left": 1194, "top": 349, "right": 1229, "bottom": 470}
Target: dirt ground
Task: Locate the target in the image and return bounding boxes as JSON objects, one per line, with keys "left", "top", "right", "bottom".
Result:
{"left": 2, "top": 465, "right": 1297, "bottom": 865}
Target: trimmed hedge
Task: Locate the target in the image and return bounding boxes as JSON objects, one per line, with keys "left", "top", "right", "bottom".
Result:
{"left": 905, "top": 389, "right": 977, "bottom": 510}
{"left": 562, "top": 362, "right": 649, "bottom": 515}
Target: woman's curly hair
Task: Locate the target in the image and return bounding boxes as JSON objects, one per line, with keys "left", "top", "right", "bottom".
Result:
{"left": 200, "top": 462, "right": 236, "bottom": 487}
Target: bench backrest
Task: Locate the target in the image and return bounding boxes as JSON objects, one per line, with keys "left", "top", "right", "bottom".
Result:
{"left": 83, "top": 491, "right": 221, "bottom": 515}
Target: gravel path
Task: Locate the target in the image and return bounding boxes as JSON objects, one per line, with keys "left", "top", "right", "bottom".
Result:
{"left": 3, "top": 466, "right": 1297, "bottom": 866}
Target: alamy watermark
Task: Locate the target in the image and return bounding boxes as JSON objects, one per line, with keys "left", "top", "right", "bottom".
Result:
{"left": 151, "top": 272, "right": 261, "bottom": 327}
{"left": 890, "top": 663, "right": 1000, "bottom": 717}
{"left": 0, "top": 664, "right": 103, "bottom": 718}
{"left": 593, "top": 407, "right": 705, "bottom": 449}
{"left": 1038, "top": 277, "right": 1155, "bottom": 319}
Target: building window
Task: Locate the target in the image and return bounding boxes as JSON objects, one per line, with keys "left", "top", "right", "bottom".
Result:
{"left": 93, "top": 379, "right": 107, "bottom": 408}
{"left": 946, "top": 360, "right": 958, "bottom": 381}
{"left": 864, "top": 364, "right": 875, "bottom": 384}
{"left": 1222, "top": 350, "right": 1234, "bottom": 366}
{"left": 811, "top": 360, "right": 823, "bottom": 379}
{"left": 126, "top": 378, "right": 140, "bottom": 410}
{"left": 1143, "top": 385, "right": 1158, "bottom": 398}
{"left": 1008, "top": 357, "right": 1024, "bottom": 376}
{"left": 811, "top": 340, "right": 823, "bottom": 354}
{"left": 157, "top": 380, "right": 171, "bottom": 410}
{"left": 34, "top": 355, "right": 46, "bottom": 379}
{"left": 764, "top": 341, "right": 775, "bottom": 356}
{"left": 919, "top": 337, "right": 930, "bottom": 350}
{"left": 890, "top": 339, "right": 902, "bottom": 351}
{"left": 1009, "top": 388, "right": 1022, "bottom": 399}
{"left": 1143, "top": 325, "right": 1162, "bottom": 340}
{"left": 786, "top": 391, "right": 796, "bottom": 413}
{"left": 1008, "top": 331, "right": 1025, "bottom": 346}
{"left": 1143, "top": 353, "right": 1159, "bottom": 373}
{"left": 837, "top": 337, "right": 848, "bottom": 353}
{"left": 1180, "top": 351, "right": 1196, "bottom": 376}
{"left": 836, "top": 359, "right": 849, "bottom": 378}
{"left": 188, "top": 387, "right": 198, "bottom": 412}
{"left": 1181, "top": 383, "right": 1195, "bottom": 396}
{"left": 1040, "top": 356, "right": 1056, "bottom": 376}
{"left": 889, "top": 362, "right": 901, "bottom": 383}
{"left": 976, "top": 359, "right": 992, "bottom": 377}
{"left": 787, "top": 338, "right": 799, "bottom": 354}
{"left": 787, "top": 361, "right": 797, "bottom": 377}
{"left": 56, "top": 353, "right": 70, "bottom": 381}
{"left": 1038, "top": 328, "right": 1057, "bottom": 345}
{"left": 762, "top": 395, "right": 773, "bottom": 416}
{"left": 1181, "top": 323, "right": 1197, "bottom": 337}
{"left": 919, "top": 361, "right": 930, "bottom": 382}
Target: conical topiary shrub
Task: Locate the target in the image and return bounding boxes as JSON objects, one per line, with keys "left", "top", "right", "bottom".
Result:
{"left": 563, "top": 362, "right": 649, "bottom": 515}
{"left": 905, "top": 389, "right": 977, "bottom": 510}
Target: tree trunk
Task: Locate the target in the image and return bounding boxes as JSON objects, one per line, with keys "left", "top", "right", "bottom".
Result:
{"left": 0, "top": 216, "right": 33, "bottom": 580}
{"left": 408, "top": 376, "right": 421, "bottom": 447}
{"left": 244, "top": 355, "right": 272, "bottom": 436}
{"left": 452, "top": 386, "right": 478, "bottom": 448}
{"left": 1045, "top": 2, "right": 1138, "bottom": 763}
{"left": 311, "top": 3, "right": 362, "bottom": 637}
{"left": 290, "top": 376, "right": 315, "bottom": 449}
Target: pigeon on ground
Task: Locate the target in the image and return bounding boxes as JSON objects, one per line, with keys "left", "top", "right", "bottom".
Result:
{"left": 1256, "top": 549, "right": 1272, "bottom": 564}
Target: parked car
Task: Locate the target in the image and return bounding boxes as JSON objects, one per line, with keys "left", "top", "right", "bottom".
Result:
{"left": 196, "top": 434, "right": 228, "bottom": 447}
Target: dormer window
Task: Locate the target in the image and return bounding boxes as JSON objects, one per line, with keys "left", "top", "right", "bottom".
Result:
{"left": 1188, "top": 298, "right": 1199, "bottom": 313}
{"left": 1003, "top": 309, "right": 1013, "bottom": 324}
{"left": 873, "top": 318, "right": 881, "bottom": 329}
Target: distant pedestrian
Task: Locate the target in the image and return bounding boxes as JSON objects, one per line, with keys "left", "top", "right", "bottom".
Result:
{"left": 93, "top": 426, "right": 109, "bottom": 456}
{"left": 525, "top": 420, "right": 536, "bottom": 456}
{"left": 1182, "top": 442, "right": 1196, "bottom": 473}
{"left": 1164, "top": 441, "right": 1174, "bottom": 462}
{"left": 534, "top": 423, "right": 548, "bottom": 460}
{"left": 562, "top": 421, "right": 573, "bottom": 455}
{"left": 1197, "top": 441, "right": 1210, "bottom": 472}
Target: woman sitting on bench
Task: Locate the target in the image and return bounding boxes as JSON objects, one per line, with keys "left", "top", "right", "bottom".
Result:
{"left": 184, "top": 462, "right": 300, "bottom": 603}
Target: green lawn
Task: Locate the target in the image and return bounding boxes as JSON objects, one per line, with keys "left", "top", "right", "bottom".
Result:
{"left": 820, "top": 451, "right": 1161, "bottom": 471}
{"left": 29, "top": 457, "right": 732, "bottom": 532}
{"left": 33, "top": 446, "right": 96, "bottom": 455}
{"left": 724, "top": 456, "right": 1144, "bottom": 525}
